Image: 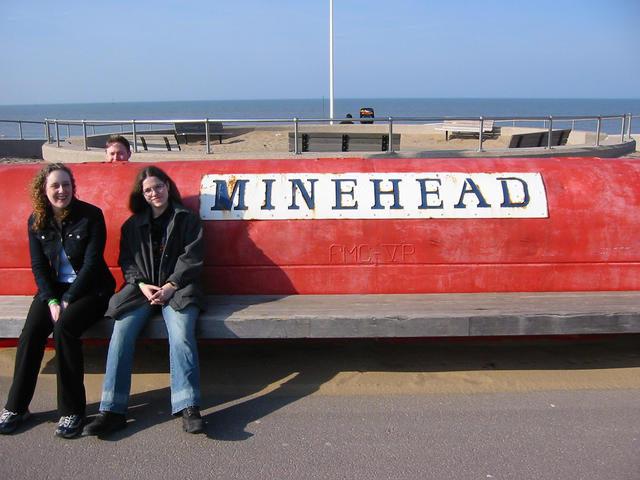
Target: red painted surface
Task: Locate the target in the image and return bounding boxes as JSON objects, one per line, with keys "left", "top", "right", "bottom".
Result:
{"left": 1, "top": 157, "right": 639, "bottom": 295}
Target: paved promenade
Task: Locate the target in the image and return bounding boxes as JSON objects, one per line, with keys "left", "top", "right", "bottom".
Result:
{"left": 1, "top": 336, "right": 638, "bottom": 479}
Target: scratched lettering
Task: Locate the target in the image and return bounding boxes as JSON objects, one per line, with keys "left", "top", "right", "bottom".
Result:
{"left": 329, "top": 244, "right": 417, "bottom": 264}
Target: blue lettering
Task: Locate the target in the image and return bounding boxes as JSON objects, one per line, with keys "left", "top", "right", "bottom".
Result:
{"left": 261, "top": 179, "right": 275, "bottom": 210}
{"left": 289, "top": 178, "right": 317, "bottom": 210}
{"left": 416, "top": 178, "right": 444, "bottom": 209}
{"left": 371, "top": 179, "right": 403, "bottom": 210}
{"left": 212, "top": 179, "right": 249, "bottom": 211}
{"left": 498, "top": 177, "right": 530, "bottom": 207}
{"left": 454, "top": 178, "right": 490, "bottom": 209}
{"left": 332, "top": 179, "right": 358, "bottom": 210}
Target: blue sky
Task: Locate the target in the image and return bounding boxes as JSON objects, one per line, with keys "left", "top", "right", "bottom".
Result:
{"left": 1, "top": 0, "right": 638, "bottom": 105}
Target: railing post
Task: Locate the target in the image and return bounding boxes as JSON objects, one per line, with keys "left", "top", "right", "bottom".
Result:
{"left": 44, "top": 119, "right": 50, "bottom": 142}
{"left": 628, "top": 114, "right": 633, "bottom": 139}
{"left": 294, "top": 117, "right": 300, "bottom": 154}
{"left": 388, "top": 117, "right": 394, "bottom": 152}
{"left": 18, "top": 121, "right": 23, "bottom": 140}
{"left": 477, "top": 117, "right": 484, "bottom": 152}
{"left": 595, "top": 117, "right": 601, "bottom": 146}
{"left": 621, "top": 115, "right": 626, "bottom": 141}
{"left": 205, "top": 118, "right": 211, "bottom": 154}
{"left": 82, "top": 120, "right": 88, "bottom": 151}
{"left": 55, "top": 121, "right": 60, "bottom": 148}
{"left": 132, "top": 121, "right": 137, "bottom": 153}
{"left": 547, "top": 116, "right": 553, "bottom": 149}
{"left": 66, "top": 124, "right": 70, "bottom": 139}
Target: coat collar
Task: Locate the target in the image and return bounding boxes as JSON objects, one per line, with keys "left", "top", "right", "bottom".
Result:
{"left": 132, "top": 200, "right": 190, "bottom": 228}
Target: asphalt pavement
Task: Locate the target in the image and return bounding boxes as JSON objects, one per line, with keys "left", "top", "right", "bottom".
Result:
{"left": 0, "top": 335, "right": 639, "bottom": 480}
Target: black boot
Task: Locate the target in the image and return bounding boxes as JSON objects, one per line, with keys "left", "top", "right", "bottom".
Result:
{"left": 82, "top": 411, "right": 126, "bottom": 436}
{"left": 181, "top": 406, "right": 204, "bottom": 434}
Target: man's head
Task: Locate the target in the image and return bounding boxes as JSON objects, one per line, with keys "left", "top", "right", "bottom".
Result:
{"left": 105, "top": 135, "right": 132, "bottom": 162}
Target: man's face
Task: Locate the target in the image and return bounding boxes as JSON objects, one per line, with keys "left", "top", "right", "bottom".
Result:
{"left": 106, "top": 142, "right": 131, "bottom": 162}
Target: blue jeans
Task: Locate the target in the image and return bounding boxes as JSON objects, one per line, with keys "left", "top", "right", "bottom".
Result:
{"left": 99, "top": 303, "right": 201, "bottom": 415}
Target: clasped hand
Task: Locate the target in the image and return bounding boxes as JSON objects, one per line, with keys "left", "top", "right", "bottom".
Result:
{"left": 49, "top": 300, "right": 69, "bottom": 323}
{"left": 140, "top": 282, "right": 177, "bottom": 305}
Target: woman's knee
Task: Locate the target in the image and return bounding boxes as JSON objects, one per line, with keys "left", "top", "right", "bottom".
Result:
{"left": 53, "top": 313, "right": 85, "bottom": 339}
{"left": 165, "top": 318, "right": 197, "bottom": 344}
{"left": 18, "top": 323, "right": 50, "bottom": 347}
{"left": 109, "top": 318, "right": 140, "bottom": 346}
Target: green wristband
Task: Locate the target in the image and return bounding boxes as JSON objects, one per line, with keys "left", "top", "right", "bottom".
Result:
{"left": 48, "top": 299, "right": 60, "bottom": 306}
{"left": 138, "top": 282, "right": 146, "bottom": 286}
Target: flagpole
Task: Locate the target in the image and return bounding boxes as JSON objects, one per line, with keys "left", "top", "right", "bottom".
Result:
{"left": 329, "top": 0, "right": 334, "bottom": 125}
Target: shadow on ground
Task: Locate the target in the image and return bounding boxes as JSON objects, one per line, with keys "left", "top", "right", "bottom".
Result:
{"left": 5, "top": 334, "right": 639, "bottom": 441}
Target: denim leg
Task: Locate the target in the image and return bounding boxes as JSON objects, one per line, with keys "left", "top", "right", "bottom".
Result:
{"left": 99, "top": 304, "right": 153, "bottom": 414}
{"left": 162, "top": 304, "right": 200, "bottom": 414}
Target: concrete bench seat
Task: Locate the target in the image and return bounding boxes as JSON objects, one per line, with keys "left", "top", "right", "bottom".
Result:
{"left": 288, "top": 132, "right": 401, "bottom": 152}
{"left": 435, "top": 120, "right": 496, "bottom": 141}
{"left": 2, "top": 292, "right": 640, "bottom": 340}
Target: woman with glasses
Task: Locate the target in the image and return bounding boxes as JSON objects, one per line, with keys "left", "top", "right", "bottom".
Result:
{"left": 0, "top": 163, "right": 115, "bottom": 438}
{"left": 83, "top": 166, "right": 205, "bottom": 436}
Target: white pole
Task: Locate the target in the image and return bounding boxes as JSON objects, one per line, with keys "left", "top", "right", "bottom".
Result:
{"left": 329, "top": 0, "right": 334, "bottom": 125}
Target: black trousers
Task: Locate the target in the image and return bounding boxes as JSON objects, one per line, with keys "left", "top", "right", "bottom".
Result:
{"left": 5, "top": 285, "right": 109, "bottom": 416}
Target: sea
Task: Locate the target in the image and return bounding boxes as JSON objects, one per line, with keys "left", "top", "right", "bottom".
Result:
{"left": 0, "top": 98, "right": 638, "bottom": 139}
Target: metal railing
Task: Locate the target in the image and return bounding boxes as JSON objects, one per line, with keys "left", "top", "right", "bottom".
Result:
{"left": 0, "top": 119, "right": 47, "bottom": 140}
{"left": 2, "top": 114, "right": 635, "bottom": 154}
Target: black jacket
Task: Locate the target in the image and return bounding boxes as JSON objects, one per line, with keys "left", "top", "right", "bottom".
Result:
{"left": 28, "top": 198, "right": 116, "bottom": 304}
{"left": 105, "top": 201, "right": 205, "bottom": 319}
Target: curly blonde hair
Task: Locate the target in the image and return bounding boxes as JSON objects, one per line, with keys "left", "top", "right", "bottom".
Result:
{"left": 29, "top": 163, "right": 76, "bottom": 231}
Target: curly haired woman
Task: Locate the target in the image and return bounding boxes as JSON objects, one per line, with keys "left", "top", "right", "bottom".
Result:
{"left": 0, "top": 163, "right": 115, "bottom": 438}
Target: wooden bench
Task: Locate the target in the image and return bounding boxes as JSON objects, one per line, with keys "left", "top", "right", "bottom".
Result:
{"left": 174, "top": 121, "right": 233, "bottom": 145}
{"left": 288, "top": 132, "right": 401, "bottom": 152}
{"left": 509, "top": 129, "right": 571, "bottom": 148}
{"left": 436, "top": 120, "right": 496, "bottom": 141}
{"left": 2, "top": 158, "right": 640, "bottom": 340}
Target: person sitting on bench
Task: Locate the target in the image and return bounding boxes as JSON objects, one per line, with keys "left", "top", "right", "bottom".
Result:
{"left": 0, "top": 164, "right": 115, "bottom": 438}
{"left": 83, "top": 166, "right": 205, "bottom": 436}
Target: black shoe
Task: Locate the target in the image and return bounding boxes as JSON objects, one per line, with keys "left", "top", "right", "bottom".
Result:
{"left": 82, "top": 411, "right": 126, "bottom": 437}
{"left": 0, "top": 408, "right": 30, "bottom": 434}
{"left": 55, "top": 414, "right": 84, "bottom": 439}
{"left": 182, "top": 406, "right": 204, "bottom": 434}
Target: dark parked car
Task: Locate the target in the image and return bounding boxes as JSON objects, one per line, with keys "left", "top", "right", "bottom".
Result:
{"left": 360, "top": 107, "right": 374, "bottom": 124}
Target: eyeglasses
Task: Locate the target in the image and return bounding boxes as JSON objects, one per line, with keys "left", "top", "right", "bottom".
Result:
{"left": 142, "top": 183, "right": 166, "bottom": 196}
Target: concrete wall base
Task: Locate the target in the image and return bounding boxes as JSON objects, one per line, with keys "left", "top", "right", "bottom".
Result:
{"left": 0, "top": 140, "right": 45, "bottom": 158}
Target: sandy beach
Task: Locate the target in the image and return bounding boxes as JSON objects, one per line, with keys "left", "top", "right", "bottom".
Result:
{"left": 172, "top": 123, "right": 515, "bottom": 156}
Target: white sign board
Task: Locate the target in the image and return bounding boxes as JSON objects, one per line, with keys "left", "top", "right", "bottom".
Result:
{"left": 200, "top": 172, "right": 548, "bottom": 220}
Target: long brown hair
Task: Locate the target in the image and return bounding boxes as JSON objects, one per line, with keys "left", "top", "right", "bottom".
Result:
{"left": 29, "top": 163, "right": 76, "bottom": 231}
{"left": 129, "top": 166, "right": 183, "bottom": 213}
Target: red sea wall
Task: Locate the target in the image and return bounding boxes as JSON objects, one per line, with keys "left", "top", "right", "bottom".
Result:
{"left": 2, "top": 157, "right": 639, "bottom": 295}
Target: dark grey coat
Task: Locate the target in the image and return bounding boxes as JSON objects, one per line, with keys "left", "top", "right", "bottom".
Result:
{"left": 105, "top": 201, "right": 205, "bottom": 319}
